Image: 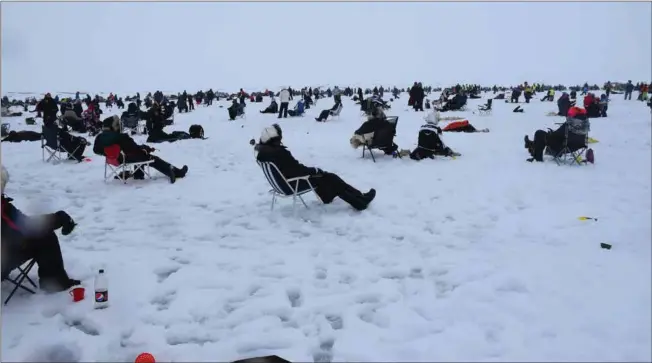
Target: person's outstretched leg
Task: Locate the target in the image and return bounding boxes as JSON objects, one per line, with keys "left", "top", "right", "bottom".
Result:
{"left": 25, "top": 232, "right": 80, "bottom": 292}
{"left": 315, "top": 110, "right": 330, "bottom": 121}
{"left": 148, "top": 155, "right": 188, "bottom": 183}
{"left": 312, "top": 172, "right": 375, "bottom": 210}
{"left": 527, "top": 129, "right": 547, "bottom": 162}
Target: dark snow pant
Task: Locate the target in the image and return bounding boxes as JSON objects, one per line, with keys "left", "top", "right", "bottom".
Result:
{"left": 625, "top": 91, "right": 632, "bottom": 100}
{"left": 2, "top": 131, "right": 42, "bottom": 142}
{"left": 8, "top": 231, "right": 70, "bottom": 283}
{"left": 125, "top": 152, "right": 174, "bottom": 179}
{"left": 530, "top": 130, "right": 549, "bottom": 162}
{"left": 413, "top": 99, "right": 423, "bottom": 111}
{"left": 307, "top": 172, "right": 368, "bottom": 210}
{"left": 278, "top": 102, "right": 289, "bottom": 118}
{"left": 444, "top": 124, "right": 477, "bottom": 133}
{"left": 59, "top": 134, "right": 86, "bottom": 161}
{"left": 316, "top": 109, "right": 330, "bottom": 121}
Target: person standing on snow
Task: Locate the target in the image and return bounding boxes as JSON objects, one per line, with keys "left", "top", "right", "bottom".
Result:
{"left": 278, "top": 87, "right": 290, "bottom": 119}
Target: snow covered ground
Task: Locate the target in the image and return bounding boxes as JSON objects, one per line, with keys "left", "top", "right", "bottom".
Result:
{"left": 1, "top": 93, "right": 651, "bottom": 362}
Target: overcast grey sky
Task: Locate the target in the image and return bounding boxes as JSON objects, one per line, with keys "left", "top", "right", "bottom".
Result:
{"left": 2, "top": 2, "right": 650, "bottom": 93}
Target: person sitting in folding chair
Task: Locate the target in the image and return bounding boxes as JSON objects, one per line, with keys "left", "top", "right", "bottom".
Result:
{"left": 42, "top": 123, "right": 89, "bottom": 162}
{"left": 477, "top": 99, "right": 492, "bottom": 114}
{"left": 287, "top": 99, "right": 305, "bottom": 117}
{"left": 93, "top": 116, "right": 188, "bottom": 183}
{"left": 1, "top": 165, "right": 81, "bottom": 294}
{"left": 121, "top": 102, "right": 146, "bottom": 135}
{"left": 350, "top": 107, "right": 400, "bottom": 157}
{"left": 255, "top": 124, "right": 376, "bottom": 211}
{"left": 314, "top": 101, "right": 343, "bottom": 122}
{"left": 524, "top": 106, "right": 593, "bottom": 163}
{"left": 260, "top": 99, "right": 279, "bottom": 114}
{"left": 436, "top": 92, "right": 467, "bottom": 112}
{"left": 227, "top": 99, "right": 245, "bottom": 121}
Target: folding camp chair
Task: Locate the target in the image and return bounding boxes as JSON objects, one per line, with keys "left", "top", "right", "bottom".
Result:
{"left": 329, "top": 103, "right": 343, "bottom": 120}
{"left": 41, "top": 126, "right": 79, "bottom": 163}
{"left": 256, "top": 160, "right": 321, "bottom": 215}
{"left": 362, "top": 116, "right": 399, "bottom": 163}
{"left": 478, "top": 99, "right": 493, "bottom": 115}
{"left": 2, "top": 258, "right": 37, "bottom": 305}
{"left": 103, "top": 145, "right": 154, "bottom": 183}
{"left": 550, "top": 119, "right": 592, "bottom": 166}
{"left": 121, "top": 114, "right": 145, "bottom": 135}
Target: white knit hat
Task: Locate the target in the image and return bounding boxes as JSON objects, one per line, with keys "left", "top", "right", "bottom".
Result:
{"left": 260, "top": 124, "right": 282, "bottom": 144}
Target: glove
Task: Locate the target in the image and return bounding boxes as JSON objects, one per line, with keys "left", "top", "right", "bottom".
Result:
{"left": 55, "top": 211, "right": 76, "bottom": 235}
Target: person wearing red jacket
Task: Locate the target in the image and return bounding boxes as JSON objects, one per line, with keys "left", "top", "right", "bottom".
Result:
{"left": 523, "top": 107, "right": 592, "bottom": 163}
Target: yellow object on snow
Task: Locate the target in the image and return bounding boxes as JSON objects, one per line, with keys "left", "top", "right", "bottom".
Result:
{"left": 588, "top": 137, "right": 599, "bottom": 144}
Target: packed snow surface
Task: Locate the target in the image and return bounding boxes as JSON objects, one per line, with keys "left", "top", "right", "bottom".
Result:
{"left": 1, "top": 93, "right": 651, "bottom": 362}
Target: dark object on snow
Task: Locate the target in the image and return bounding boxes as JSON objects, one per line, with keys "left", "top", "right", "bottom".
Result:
{"left": 513, "top": 106, "right": 524, "bottom": 113}
{"left": 25, "top": 117, "right": 36, "bottom": 125}
{"left": 232, "top": 356, "right": 291, "bottom": 363}
{"left": 189, "top": 124, "right": 205, "bottom": 139}
{"left": 2, "top": 131, "right": 42, "bottom": 142}
{"left": 600, "top": 243, "right": 612, "bottom": 250}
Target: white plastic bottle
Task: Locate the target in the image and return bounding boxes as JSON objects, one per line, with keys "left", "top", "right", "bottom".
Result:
{"left": 94, "top": 269, "right": 109, "bottom": 309}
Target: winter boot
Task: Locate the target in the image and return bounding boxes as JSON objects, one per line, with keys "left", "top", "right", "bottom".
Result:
{"left": 339, "top": 186, "right": 376, "bottom": 211}
{"left": 168, "top": 166, "right": 177, "bottom": 184}
{"left": 40, "top": 275, "right": 81, "bottom": 293}
{"left": 174, "top": 165, "right": 188, "bottom": 178}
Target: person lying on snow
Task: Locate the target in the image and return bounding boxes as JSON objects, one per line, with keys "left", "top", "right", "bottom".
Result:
{"left": 44, "top": 121, "right": 89, "bottom": 162}
{"left": 523, "top": 106, "right": 593, "bottom": 163}
{"left": 441, "top": 120, "right": 489, "bottom": 133}
{"left": 93, "top": 116, "right": 188, "bottom": 183}
{"left": 315, "top": 101, "right": 343, "bottom": 122}
{"left": 349, "top": 107, "right": 403, "bottom": 157}
{"left": 287, "top": 99, "right": 305, "bottom": 117}
{"left": 1, "top": 166, "right": 81, "bottom": 293}
{"left": 228, "top": 99, "right": 245, "bottom": 120}
{"left": 2, "top": 130, "right": 42, "bottom": 143}
{"left": 409, "top": 123, "right": 461, "bottom": 160}
{"left": 147, "top": 124, "right": 206, "bottom": 143}
{"left": 260, "top": 99, "right": 279, "bottom": 114}
{"left": 255, "top": 124, "right": 376, "bottom": 211}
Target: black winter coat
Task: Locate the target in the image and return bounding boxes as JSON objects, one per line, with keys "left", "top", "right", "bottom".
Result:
{"left": 255, "top": 144, "right": 319, "bottom": 179}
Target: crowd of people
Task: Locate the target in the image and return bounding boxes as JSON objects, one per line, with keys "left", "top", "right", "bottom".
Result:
{"left": 0, "top": 78, "right": 646, "bottom": 300}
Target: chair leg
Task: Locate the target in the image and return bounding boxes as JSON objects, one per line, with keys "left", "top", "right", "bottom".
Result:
{"left": 298, "top": 194, "right": 310, "bottom": 209}
{"left": 4, "top": 260, "right": 37, "bottom": 305}
{"left": 271, "top": 194, "right": 276, "bottom": 211}
{"left": 369, "top": 148, "right": 376, "bottom": 163}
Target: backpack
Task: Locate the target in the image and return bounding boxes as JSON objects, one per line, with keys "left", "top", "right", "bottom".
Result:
{"left": 189, "top": 124, "right": 204, "bottom": 139}
{"left": 417, "top": 124, "right": 443, "bottom": 151}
